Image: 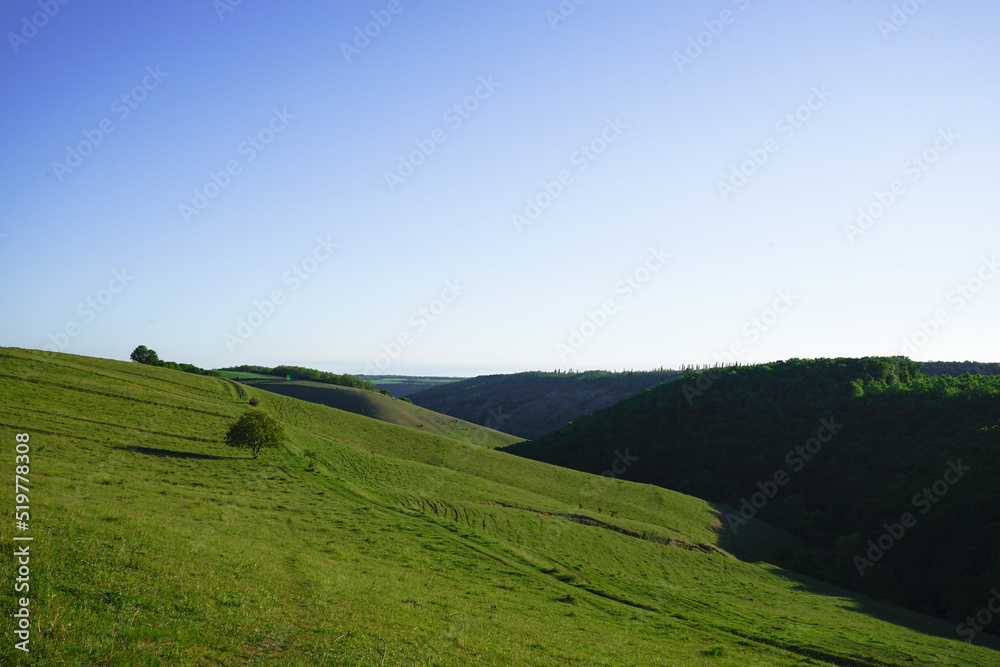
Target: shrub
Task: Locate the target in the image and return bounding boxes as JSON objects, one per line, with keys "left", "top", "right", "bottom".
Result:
{"left": 224, "top": 410, "right": 284, "bottom": 459}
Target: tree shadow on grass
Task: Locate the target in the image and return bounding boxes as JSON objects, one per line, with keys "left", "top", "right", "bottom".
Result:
{"left": 114, "top": 445, "right": 236, "bottom": 460}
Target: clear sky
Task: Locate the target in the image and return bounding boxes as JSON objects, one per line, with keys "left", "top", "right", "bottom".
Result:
{"left": 1, "top": 0, "right": 997, "bottom": 376}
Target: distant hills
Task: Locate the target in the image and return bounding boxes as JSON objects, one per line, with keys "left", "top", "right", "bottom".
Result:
{"left": 364, "top": 374, "right": 464, "bottom": 397}
{"left": 403, "top": 361, "right": 1000, "bottom": 441}
{"left": 503, "top": 357, "right": 1000, "bottom": 637}
{"left": 409, "top": 369, "right": 683, "bottom": 439}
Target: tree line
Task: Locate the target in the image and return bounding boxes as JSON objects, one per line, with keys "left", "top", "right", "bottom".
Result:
{"left": 219, "top": 364, "right": 387, "bottom": 395}
{"left": 130, "top": 345, "right": 223, "bottom": 377}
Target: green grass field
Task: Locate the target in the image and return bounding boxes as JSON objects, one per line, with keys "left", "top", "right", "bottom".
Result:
{"left": 0, "top": 347, "right": 995, "bottom": 665}
{"left": 216, "top": 371, "right": 277, "bottom": 381}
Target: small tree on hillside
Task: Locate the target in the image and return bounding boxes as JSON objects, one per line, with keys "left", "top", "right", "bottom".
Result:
{"left": 130, "top": 345, "right": 161, "bottom": 365}
{"left": 224, "top": 409, "right": 284, "bottom": 459}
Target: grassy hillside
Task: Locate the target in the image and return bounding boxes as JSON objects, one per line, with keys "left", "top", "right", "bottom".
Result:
{"left": 217, "top": 371, "right": 275, "bottom": 380}
{"left": 237, "top": 377, "right": 521, "bottom": 449}
{"left": 505, "top": 357, "right": 1000, "bottom": 639}
{"left": 0, "top": 348, "right": 996, "bottom": 665}
{"left": 410, "top": 370, "right": 683, "bottom": 439}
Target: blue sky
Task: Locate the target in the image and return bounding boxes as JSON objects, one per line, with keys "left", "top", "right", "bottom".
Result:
{"left": 1, "top": 0, "right": 997, "bottom": 376}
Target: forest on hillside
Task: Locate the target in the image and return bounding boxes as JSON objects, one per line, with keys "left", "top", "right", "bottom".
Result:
{"left": 505, "top": 357, "right": 1000, "bottom": 634}
{"left": 921, "top": 361, "right": 1000, "bottom": 377}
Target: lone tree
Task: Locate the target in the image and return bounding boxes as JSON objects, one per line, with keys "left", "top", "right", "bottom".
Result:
{"left": 130, "top": 345, "right": 161, "bottom": 365}
{"left": 224, "top": 409, "right": 284, "bottom": 459}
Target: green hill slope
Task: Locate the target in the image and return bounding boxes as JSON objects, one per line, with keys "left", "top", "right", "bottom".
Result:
{"left": 0, "top": 348, "right": 996, "bottom": 665}
{"left": 410, "top": 369, "right": 683, "bottom": 439}
{"left": 237, "top": 377, "right": 521, "bottom": 449}
{"left": 504, "top": 357, "right": 1000, "bottom": 639}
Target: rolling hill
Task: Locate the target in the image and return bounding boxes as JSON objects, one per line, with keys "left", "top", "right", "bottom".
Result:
{"left": 1, "top": 347, "right": 997, "bottom": 665}
{"left": 504, "top": 357, "right": 1000, "bottom": 640}
{"left": 409, "top": 369, "right": 683, "bottom": 440}
{"left": 233, "top": 377, "right": 521, "bottom": 449}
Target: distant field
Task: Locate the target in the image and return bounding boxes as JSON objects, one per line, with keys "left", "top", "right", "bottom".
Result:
{"left": 364, "top": 375, "right": 464, "bottom": 397}
{"left": 1, "top": 348, "right": 996, "bottom": 665}
{"left": 216, "top": 371, "right": 276, "bottom": 380}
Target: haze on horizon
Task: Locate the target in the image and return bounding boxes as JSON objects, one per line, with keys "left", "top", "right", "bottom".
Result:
{"left": 1, "top": 0, "right": 997, "bottom": 377}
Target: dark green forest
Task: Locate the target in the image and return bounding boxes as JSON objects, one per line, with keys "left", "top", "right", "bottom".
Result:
{"left": 922, "top": 361, "right": 1000, "bottom": 377}
{"left": 504, "top": 357, "right": 1000, "bottom": 635}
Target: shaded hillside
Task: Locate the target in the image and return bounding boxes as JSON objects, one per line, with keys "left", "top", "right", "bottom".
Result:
{"left": 504, "top": 357, "right": 1000, "bottom": 636}
{"left": 3, "top": 347, "right": 997, "bottom": 664}
{"left": 364, "top": 375, "right": 464, "bottom": 397}
{"left": 410, "top": 369, "right": 683, "bottom": 439}
{"left": 239, "top": 377, "right": 521, "bottom": 449}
